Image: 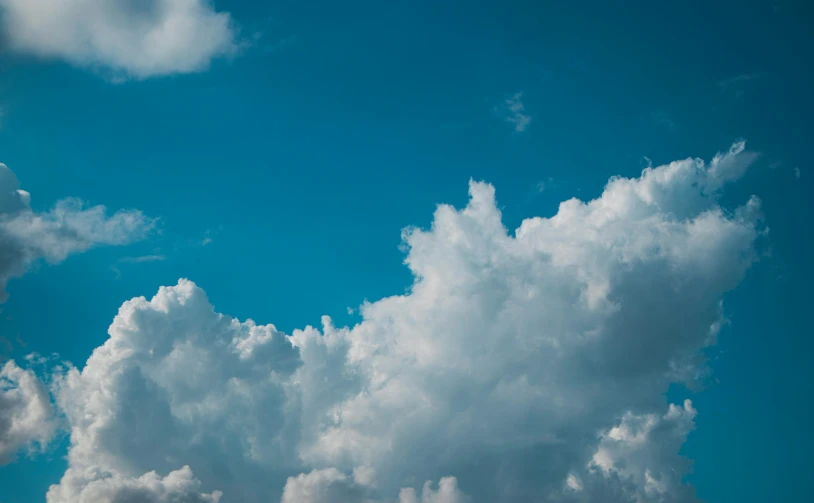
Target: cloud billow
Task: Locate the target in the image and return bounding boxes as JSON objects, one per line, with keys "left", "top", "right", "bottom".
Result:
{"left": 0, "top": 0, "right": 237, "bottom": 79}
{"left": 41, "top": 142, "right": 761, "bottom": 502}
{"left": 0, "top": 361, "right": 59, "bottom": 465}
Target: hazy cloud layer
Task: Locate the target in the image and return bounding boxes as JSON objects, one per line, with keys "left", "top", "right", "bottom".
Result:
{"left": 0, "top": 162, "right": 155, "bottom": 301}
{"left": 44, "top": 142, "right": 760, "bottom": 502}
{"left": 0, "top": 0, "right": 237, "bottom": 79}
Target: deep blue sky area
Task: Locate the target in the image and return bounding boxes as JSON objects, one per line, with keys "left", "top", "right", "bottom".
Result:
{"left": 0, "top": 1, "right": 812, "bottom": 502}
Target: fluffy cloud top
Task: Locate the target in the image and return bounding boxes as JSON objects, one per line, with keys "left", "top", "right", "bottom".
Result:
{"left": 0, "top": 0, "right": 237, "bottom": 79}
{"left": 0, "top": 162, "right": 154, "bottom": 301}
{"left": 46, "top": 465, "right": 222, "bottom": 503}
{"left": 45, "top": 142, "right": 760, "bottom": 502}
{"left": 0, "top": 361, "right": 58, "bottom": 465}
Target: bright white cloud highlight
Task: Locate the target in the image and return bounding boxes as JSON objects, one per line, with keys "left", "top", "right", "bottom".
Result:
{"left": 398, "top": 478, "right": 470, "bottom": 503}
{"left": 0, "top": 361, "right": 58, "bottom": 465}
{"left": 590, "top": 400, "right": 698, "bottom": 501}
{"left": 46, "top": 465, "right": 222, "bottom": 503}
{"left": 281, "top": 468, "right": 370, "bottom": 503}
{"left": 0, "top": 162, "right": 155, "bottom": 301}
{"left": 0, "top": 0, "right": 237, "bottom": 79}
{"left": 47, "top": 142, "right": 760, "bottom": 502}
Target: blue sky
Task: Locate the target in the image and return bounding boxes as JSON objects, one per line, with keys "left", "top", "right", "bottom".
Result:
{"left": 0, "top": 1, "right": 812, "bottom": 502}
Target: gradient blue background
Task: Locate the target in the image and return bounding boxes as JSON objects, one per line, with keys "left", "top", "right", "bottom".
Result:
{"left": 1, "top": 1, "right": 812, "bottom": 501}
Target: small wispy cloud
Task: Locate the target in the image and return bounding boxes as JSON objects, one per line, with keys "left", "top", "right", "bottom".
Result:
{"left": 651, "top": 110, "right": 676, "bottom": 129}
{"left": 504, "top": 92, "right": 532, "bottom": 133}
{"left": 718, "top": 73, "right": 761, "bottom": 90}
{"left": 201, "top": 226, "right": 223, "bottom": 246}
{"left": 110, "top": 254, "right": 165, "bottom": 279}
{"left": 718, "top": 73, "right": 761, "bottom": 98}
{"left": 118, "top": 255, "right": 166, "bottom": 264}
{"left": 535, "top": 176, "right": 554, "bottom": 193}
{"left": 794, "top": 167, "right": 801, "bottom": 179}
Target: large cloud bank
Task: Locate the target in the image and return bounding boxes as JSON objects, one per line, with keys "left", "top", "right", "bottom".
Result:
{"left": 0, "top": 0, "right": 237, "bottom": 79}
{"left": 42, "top": 142, "right": 760, "bottom": 502}
{"left": 0, "top": 162, "right": 155, "bottom": 302}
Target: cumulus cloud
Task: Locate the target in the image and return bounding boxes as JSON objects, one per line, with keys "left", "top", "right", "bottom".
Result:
{"left": 0, "top": 361, "right": 58, "bottom": 465}
{"left": 504, "top": 92, "right": 531, "bottom": 132}
{"left": 47, "top": 142, "right": 761, "bottom": 502}
{"left": 0, "top": 0, "right": 237, "bottom": 79}
{"left": 588, "top": 400, "right": 698, "bottom": 501}
{"left": 281, "top": 468, "right": 372, "bottom": 503}
{"left": 398, "top": 478, "right": 470, "bottom": 503}
{"left": 0, "top": 162, "right": 155, "bottom": 301}
{"left": 47, "top": 465, "right": 222, "bottom": 503}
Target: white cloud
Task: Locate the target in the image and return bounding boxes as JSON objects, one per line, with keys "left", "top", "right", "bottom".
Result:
{"left": 281, "top": 468, "right": 371, "bottom": 503}
{"left": 0, "top": 0, "right": 238, "bottom": 79}
{"left": 46, "top": 142, "right": 761, "bottom": 502}
{"left": 398, "top": 478, "right": 470, "bottom": 503}
{"left": 504, "top": 92, "right": 531, "bottom": 132}
{"left": 47, "top": 465, "right": 222, "bottom": 503}
{"left": 589, "top": 400, "right": 697, "bottom": 501}
{"left": 0, "top": 162, "right": 155, "bottom": 301}
{"left": 0, "top": 361, "right": 58, "bottom": 465}
{"left": 794, "top": 167, "right": 801, "bottom": 179}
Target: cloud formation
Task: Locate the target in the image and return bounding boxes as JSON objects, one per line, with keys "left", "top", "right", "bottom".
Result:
{"left": 0, "top": 361, "right": 58, "bottom": 465}
{"left": 46, "top": 142, "right": 760, "bottom": 502}
{"left": 504, "top": 92, "right": 531, "bottom": 132}
{"left": 0, "top": 162, "right": 155, "bottom": 301}
{"left": 0, "top": 0, "right": 237, "bottom": 79}
{"left": 46, "top": 465, "right": 222, "bottom": 503}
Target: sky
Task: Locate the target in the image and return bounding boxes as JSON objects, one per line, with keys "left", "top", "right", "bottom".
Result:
{"left": 0, "top": 1, "right": 812, "bottom": 502}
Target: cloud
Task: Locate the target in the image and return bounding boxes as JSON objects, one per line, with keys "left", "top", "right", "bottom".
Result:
{"left": 398, "top": 478, "right": 471, "bottom": 503}
{"left": 794, "top": 167, "right": 801, "bottom": 179}
{"left": 588, "top": 400, "right": 697, "bottom": 501}
{"left": 718, "top": 73, "right": 761, "bottom": 90}
{"left": 119, "top": 254, "right": 166, "bottom": 263}
{"left": 280, "top": 468, "right": 371, "bottom": 503}
{"left": 504, "top": 92, "right": 531, "bottom": 132}
{"left": 46, "top": 142, "right": 761, "bottom": 502}
{"left": 718, "top": 73, "right": 761, "bottom": 99}
{"left": 0, "top": 0, "right": 238, "bottom": 79}
{"left": 47, "top": 465, "right": 222, "bottom": 503}
{"left": 200, "top": 226, "right": 222, "bottom": 246}
{"left": 535, "top": 176, "right": 555, "bottom": 193}
{"left": 651, "top": 110, "right": 676, "bottom": 129}
{"left": 0, "top": 361, "right": 58, "bottom": 465}
{"left": 0, "top": 162, "right": 155, "bottom": 301}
